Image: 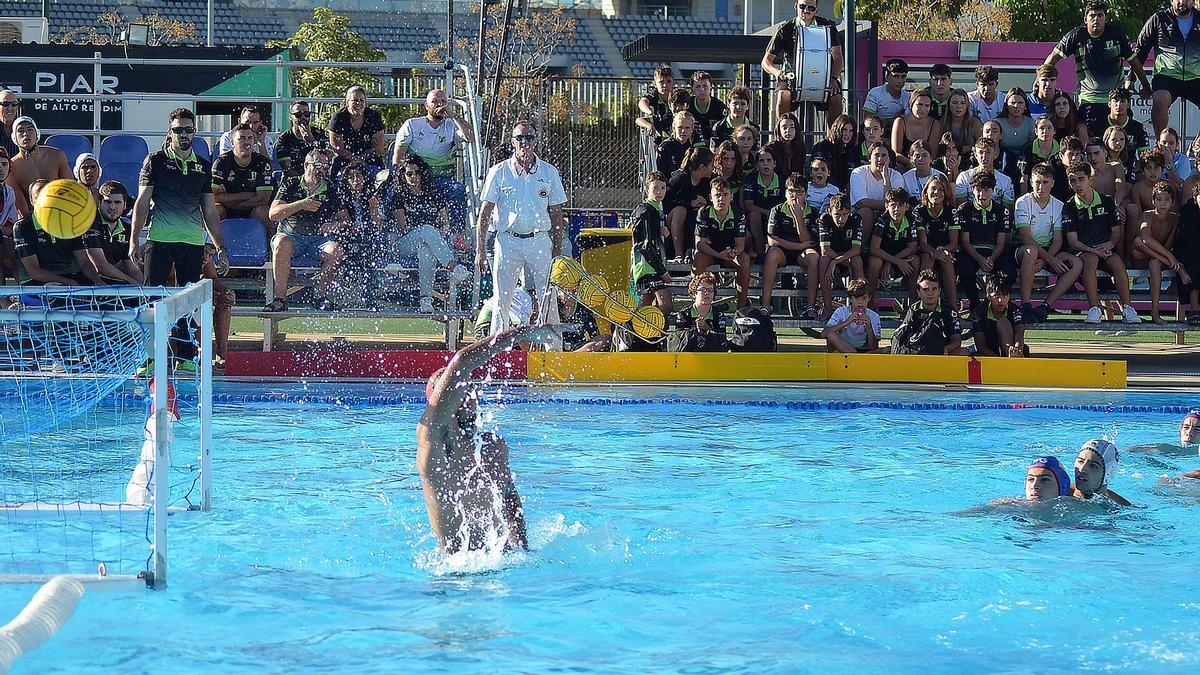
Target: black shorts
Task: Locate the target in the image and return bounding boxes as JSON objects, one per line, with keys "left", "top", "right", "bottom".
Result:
{"left": 773, "top": 245, "right": 814, "bottom": 266}
{"left": 635, "top": 273, "right": 667, "bottom": 296}
{"left": 1152, "top": 74, "right": 1200, "bottom": 106}
{"left": 1079, "top": 102, "right": 1109, "bottom": 131}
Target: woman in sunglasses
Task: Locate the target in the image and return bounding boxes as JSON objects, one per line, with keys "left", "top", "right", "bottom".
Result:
{"left": 386, "top": 156, "right": 468, "bottom": 314}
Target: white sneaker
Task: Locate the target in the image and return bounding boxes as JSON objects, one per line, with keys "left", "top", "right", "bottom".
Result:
{"left": 1121, "top": 305, "right": 1142, "bottom": 324}
{"left": 419, "top": 297, "right": 435, "bottom": 313}
{"left": 1085, "top": 306, "right": 1102, "bottom": 324}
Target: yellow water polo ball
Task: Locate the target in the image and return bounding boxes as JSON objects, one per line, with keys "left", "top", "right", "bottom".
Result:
{"left": 604, "top": 290, "right": 635, "bottom": 324}
{"left": 632, "top": 305, "right": 665, "bottom": 339}
{"left": 578, "top": 276, "right": 609, "bottom": 310}
{"left": 549, "top": 257, "right": 582, "bottom": 291}
{"left": 34, "top": 179, "right": 97, "bottom": 239}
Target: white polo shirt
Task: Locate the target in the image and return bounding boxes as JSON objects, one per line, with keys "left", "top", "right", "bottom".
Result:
{"left": 954, "top": 167, "right": 1015, "bottom": 205}
{"left": 397, "top": 116, "right": 465, "bottom": 177}
{"left": 480, "top": 157, "right": 567, "bottom": 235}
{"left": 1013, "top": 193, "right": 1064, "bottom": 248}
{"left": 849, "top": 165, "right": 904, "bottom": 205}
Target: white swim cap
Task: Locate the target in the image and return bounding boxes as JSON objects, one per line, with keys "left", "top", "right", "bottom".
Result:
{"left": 1079, "top": 439, "right": 1119, "bottom": 489}
{"left": 11, "top": 115, "right": 37, "bottom": 144}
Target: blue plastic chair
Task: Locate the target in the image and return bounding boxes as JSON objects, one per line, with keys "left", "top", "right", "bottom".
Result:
{"left": 44, "top": 134, "right": 94, "bottom": 168}
{"left": 219, "top": 218, "right": 268, "bottom": 267}
{"left": 192, "top": 136, "right": 211, "bottom": 161}
{"left": 102, "top": 161, "right": 143, "bottom": 202}
{"left": 99, "top": 134, "right": 149, "bottom": 165}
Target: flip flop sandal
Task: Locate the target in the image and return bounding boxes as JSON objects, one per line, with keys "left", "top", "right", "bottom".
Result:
{"left": 262, "top": 298, "right": 288, "bottom": 312}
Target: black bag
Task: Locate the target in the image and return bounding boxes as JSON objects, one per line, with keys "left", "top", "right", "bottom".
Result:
{"left": 728, "top": 306, "right": 777, "bottom": 352}
{"left": 665, "top": 328, "right": 729, "bottom": 352}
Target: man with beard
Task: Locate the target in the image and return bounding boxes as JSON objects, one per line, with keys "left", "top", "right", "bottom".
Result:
{"left": 130, "top": 108, "right": 228, "bottom": 287}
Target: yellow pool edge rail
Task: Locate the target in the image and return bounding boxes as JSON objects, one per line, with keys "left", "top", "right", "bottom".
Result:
{"left": 525, "top": 353, "right": 1127, "bottom": 389}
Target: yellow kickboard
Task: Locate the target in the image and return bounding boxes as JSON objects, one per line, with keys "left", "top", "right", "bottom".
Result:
{"left": 525, "top": 352, "right": 1126, "bottom": 388}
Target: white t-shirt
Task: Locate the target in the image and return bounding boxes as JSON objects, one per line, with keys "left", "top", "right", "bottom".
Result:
{"left": 397, "top": 116, "right": 465, "bottom": 176}
{"left": 901, "top": 167, "right": 947, "bottom": 202}
{"left": 954, "top": 167, "right": 1016, "bottom": 204}
{"left": 849, "top": 165, "right": 904, "bottom": 205}
{"left": 480, "top": 157, "right": 568, "bottom": 235}
{"left": 806, "top": 183, "right": 841, "bottom": 212}
{"left": 862, "top": 86, "right": 911, "bottom": 125}
{"left": 1013, "top": 193, "right": 1064, "bottom": 248}
{"left": 967, "top": 90, "right": 1004, "bottom": 122}
{"left": 826, "top": 304, "right": 882, "bottom": 349}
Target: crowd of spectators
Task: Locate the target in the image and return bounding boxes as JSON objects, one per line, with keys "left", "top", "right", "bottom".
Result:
{"left": 638, "top": 0, "right": 1200, "bottom": 344}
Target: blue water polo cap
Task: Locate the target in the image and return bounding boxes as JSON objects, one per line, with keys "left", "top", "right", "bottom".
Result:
{"left": 1028, "top": 456, "right": 1071, "bottom": 496}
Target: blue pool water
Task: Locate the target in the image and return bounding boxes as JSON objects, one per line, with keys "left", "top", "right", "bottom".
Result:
{"left": 4, "top": 383, "right": 1200, "bottom": 673}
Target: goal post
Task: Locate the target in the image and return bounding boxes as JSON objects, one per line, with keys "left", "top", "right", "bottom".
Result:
{"left": 0, "top": 281, "right": 214, "bottom": 592}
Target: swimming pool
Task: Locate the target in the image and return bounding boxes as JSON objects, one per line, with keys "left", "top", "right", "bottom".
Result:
{"left": 3, "top": 383, "right": 1200, "bottom": 673}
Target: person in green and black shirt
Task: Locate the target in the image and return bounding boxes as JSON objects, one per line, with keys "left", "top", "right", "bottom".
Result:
{"left": 954, "top": 170, "right": 1016, "bottom": 309}
{"left": 692, "top": 176, "right": 750, "bottom": 308}
{"left": 212, "top": 123, "right": 275, "bottom": 234}
{"left": 265, "top": 148, "right": 345, "bottom": 312}
{"left": 130, "top": 107, "right": 228, "bottom": 287}
{"left": 913, "top": 175, "right": 959, "bottom": 309}
{"left": 1087, "top": 87, "right": 1149, "bottom": 157}
{"left": 1061, "top": 160, "right": 1141, "bottom": 323}
{"left": 686, "top": 71, "right": 727, "bottom": 148}
{"left": 274, "top": 100, "right": 330, "bottom": 178}
{"left": 817, "top": 193, "right": 864, "bottom": 314}
{"left": 1046, "top": 1, "right": 1149, "bottom": 134}
{"left": 867, "top": 187, "right": 920, "bottom": 298}
{"left": 1137, "top": 0, "right": 1200, "bottom": 137}
{"left": 761, "top": 174, "right": 819, "bottom": 317}
{"left": 94, "top": 180, "right": 142, "bottom": 283}
{"left": 636, "top": 66, "right": 676, "bottom": 145}
{"left": 710, "top": 86, "right": 760, "bottom": 146}
{"left": 672, "top": 271, "right": 728, "bottom": 338}
{"left": 13, "top": 178, "right": 92, "bottom": 285}
{"left": 741, "top": 148, "right": 784, "bottom": 260}
{"left": 630, "top": 171, "right": 673, "bottom": 316}
{"left": 969, "top": 273, "right": 1029, "bottom": 357}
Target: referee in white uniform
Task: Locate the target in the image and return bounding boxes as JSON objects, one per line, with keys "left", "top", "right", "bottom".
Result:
{"left": 476, "top": 121, "right": 567, "bottom": 345}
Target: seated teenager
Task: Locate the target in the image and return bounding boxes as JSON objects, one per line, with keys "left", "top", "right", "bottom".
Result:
{"left": 817, "top": 193, "right": 865, "bottom": 317}
{"left": 890, "top": 269, "right": 968, "bottom": 355}
{"left": 1131, "top": 181, "right": 1185, "bottom": 325}
{"left": 665, "top": 146, "right": 714, "bottom": 261}
{"left": 760, "top": 174, "right": 819, "bottom": 317}
{"left": 673, "top": 271, "right": 727, "bottom": 338}
{"left": 1071, "top": 439, "right": 1131, "bottom": 505}
{"left": 970, "top": 274, "right": 1028, "bottom": 357}
{"left": 1175, "top": 186, "right": 1200, "bottom": 325}
{"left": 657, "top": 111, "right": 699, "bottom": 176}
{"left": 692, "top": 177, "right": 751, "bottom": 308}
{"left": 1013, "top": 163, "right": 1083, "bottom": 323}
{"left": 12, "top": 179, "right": 131, "bottom": 286}
{"left": 806, "top": 157, "right": 841, "bottom": 212}
{"left": 93, "top": 180, "right": 144, "bottom": 284}
{"left": 913, "top": 175, "right": 959, "bottom": 309}
{"left": 741, "top": 149, "right": 784, "bottom": 260}
{"left": 954, "top": 170, "right": 1016, "bottom": 309}
{"left": 823, "top": 277, "right": 882, "bottom": 353}
{"left": 849, "top": 141, "right": 904, "bottom": 244}
{"left": 1060, "top": 161, "right": 1140, "bottom": 324}
{"left": 866, "top": 187, "right": 919, "bottom": 298}
{"left": 265, "top": 148, "right": 345, "bottom": 312}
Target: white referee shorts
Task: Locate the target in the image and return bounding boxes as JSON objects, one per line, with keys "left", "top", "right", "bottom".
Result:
{"left": 490, "top": 231, "right": 561, "bottom": 348}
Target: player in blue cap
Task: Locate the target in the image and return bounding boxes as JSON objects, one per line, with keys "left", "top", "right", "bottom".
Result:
{"left": 1025, "top": 456, "right": 1071, "bottom": 501}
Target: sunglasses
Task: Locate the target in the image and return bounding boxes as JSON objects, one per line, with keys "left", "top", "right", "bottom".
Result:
{"left": 170, "top": 126, "right": 196, "bottom": 135}
{"left": 513, "top": 134, "right": 537, "bottom": 142}
{"left": 306, "top": 161, "right": 330, "bottom": 169}
{"left": 291, "top": 111, "right": 311, "bottom": 118}
{"left": 0, "top": 102, "right": 18, "bottom": 108}
{"left": 800, "top": 4, "right": 818, "bottom": 10}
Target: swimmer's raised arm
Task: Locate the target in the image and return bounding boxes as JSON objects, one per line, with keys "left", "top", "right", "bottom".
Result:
{"left": 424, "top": 324, "right": 563, "bottom": 422}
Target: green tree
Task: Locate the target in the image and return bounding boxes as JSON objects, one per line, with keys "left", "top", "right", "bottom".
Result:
{"left": 268, "top": 7, "right": 414, "bottom": 130}
{"left": 994, "top": 0, "right": 1145, "bottom": 42}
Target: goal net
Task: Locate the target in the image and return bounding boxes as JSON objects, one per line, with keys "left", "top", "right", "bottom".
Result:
{"left": 0, "top": 282, "right": 214, "bottom": 592}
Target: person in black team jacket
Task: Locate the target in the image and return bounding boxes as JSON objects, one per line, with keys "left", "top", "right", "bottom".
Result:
{"left": 629, "top": 171, "right": 674, "bottom": 316}
{"left": 1136, "top": 0, "right": 1200, "bottom": 137}
{"left": 211, "top": 122, "right": 275, "bottom": 234}
{"left": 686, "top": 71, "right": 727, "bottom": 148}
{"left": 891, "top": 269, "right": 968, "bottom": 355}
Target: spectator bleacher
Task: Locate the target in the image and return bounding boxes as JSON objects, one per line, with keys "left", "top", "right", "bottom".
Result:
{"left": 602, "top": 15, "right": 743, "bottom": 78}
